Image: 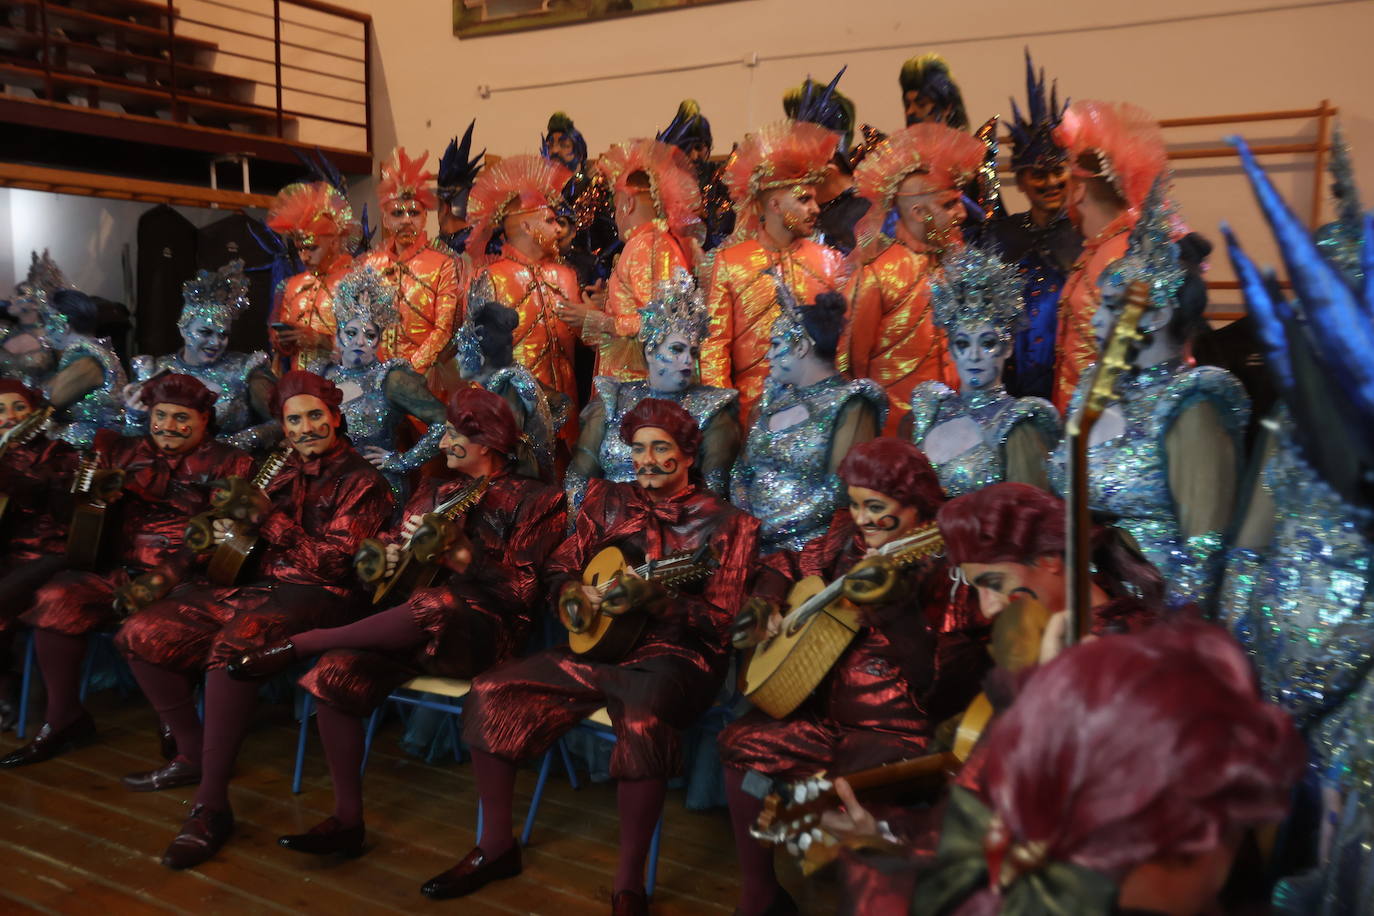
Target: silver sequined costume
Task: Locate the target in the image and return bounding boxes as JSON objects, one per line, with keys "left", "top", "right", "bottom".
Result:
{"left": 731, "top": 375, "right": 887, "bottom": 554}
{"left": 908, "top": 382, "right": 1060, "bottom": 496}
{"left": 320, "top": 357, "right": 446, "bottom": 503}
{"left": 127, "top": 350, "right": 277, "bottom": 452}
{"left": 1049, "top": 360, "right": 1248, "bottom": 605}
{"left": 0, "top": 325, "right": 58, "bottom": 389}
{"left": 483, "top": 365, "right": 559, "bottom": 483}
{"left": 50, "top": 336, "right": 127, "bottom": 448}
{"left": 567, "top": 376, "right": 739, "bottom": 515}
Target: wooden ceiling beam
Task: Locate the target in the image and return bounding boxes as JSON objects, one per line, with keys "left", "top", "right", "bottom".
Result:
{"left": 0, "top": 161, "right": 272, "bottom": 210}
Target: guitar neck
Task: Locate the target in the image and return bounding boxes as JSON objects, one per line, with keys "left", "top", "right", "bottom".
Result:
{"left": 1064, "top": 426, "right": 1093, "bottom": 644}
{"left": 775, "top": 752, "right": 956, "bottom": 827}
{"left": 783, "top": 524, "right": 941, "bottom": 624}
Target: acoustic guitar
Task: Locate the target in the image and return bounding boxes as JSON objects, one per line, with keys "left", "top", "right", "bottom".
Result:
{"left": 66, "top": 450, "right": 125, "bottom": 570}
{"left": 199, "top": 445, "right": 293, "bottom": 586}
{"left": 562, "top": 541, "right": 718, "bottom": 662}
{"left": 0, "top": 405, "right": 54, "bottom": 527}
{"left": 355, "top": 475, "right": 490, "bottom": 606}
{"left": 742, "top": 523, "right": 944, "bottom": 719}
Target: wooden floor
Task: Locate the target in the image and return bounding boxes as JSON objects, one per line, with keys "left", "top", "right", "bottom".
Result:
{"left": 0, "top": 689, "right": 834, "bottom": 915}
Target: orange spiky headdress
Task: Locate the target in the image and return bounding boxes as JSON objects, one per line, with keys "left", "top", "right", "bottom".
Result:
{"left": 377, "top": 147, "right": 438, "bottom": 210}
{"left": 596, "top": 139, "right": 703, "bottom": 241}
{"left": 853, "top": 123, "right": 986, "bottom": 248}
{"left": 1054, "top": 100, "right": 1167, "bottom": 211}
{"left": 723, "top": 121, "right": 838, "bottom": 236}
{"left": 266, "top": 181, "right": 359, "bottom": 248}
{"left": 466, "top": 154, "right": 573, "bottom": 261}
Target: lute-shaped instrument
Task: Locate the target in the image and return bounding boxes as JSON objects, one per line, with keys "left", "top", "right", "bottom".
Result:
{"left": 194, "top": 445, "right": 293, "bottom": 586}
{"left": 563, "top": 541, "right": 719, "bottom": 662}
{"left": 0, "top": 405, "right": 54, "bottom": 526}
{"left": 355, "top": 475, "right": 490, "bottom": 606}
{"left": 742, "top": 523, "right": 944, "bottom": 719}
{"left": 66, "top": 449, "right": 124, "bottom": 570}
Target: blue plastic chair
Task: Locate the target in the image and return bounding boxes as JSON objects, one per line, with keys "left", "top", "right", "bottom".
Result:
{"left": 16, "top": 629, "right": 138, "bottom": 738}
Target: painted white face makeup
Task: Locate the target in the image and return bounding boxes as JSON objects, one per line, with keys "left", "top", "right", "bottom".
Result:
{"left": 180, "top": 317, "right": 229, "bottom": 367}
{"left": 950, "top": 321, "right": 1009, "bottom": 391}
{"left": 646, "top": 332, "right": 697, "bottom": 394}
{"left": 337, "top": 318, "right": 381, "bottom": 370}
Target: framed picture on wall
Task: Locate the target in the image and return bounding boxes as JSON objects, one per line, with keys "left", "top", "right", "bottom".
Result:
{"left": 454, "top": 0, "right": 746, "bottom": 39}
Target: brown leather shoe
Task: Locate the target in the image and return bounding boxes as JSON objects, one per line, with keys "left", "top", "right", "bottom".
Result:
{"left": 226, "top": 640, "right": 297, "bottom": 681}
{"left": 420, "top": 844, "right": 521, "bottom": 899}
{"left": 0, "top": 712, "right": 95, "bottom": 768}
{"left": 161, "top": 804, "right": 234, "bottom": 870}
{"left": 612, "top": 889, "right": 649, "bottom": 916}
{"left": 278, "top": 816, "right": 366, "bottom": 857}
{"left": 122, "top": 757, "right": 202, "bottom": 792}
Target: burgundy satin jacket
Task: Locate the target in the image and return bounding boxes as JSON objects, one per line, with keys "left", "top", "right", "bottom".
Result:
{"left": 0, "top": 435, "right": 77, "bottom": 560}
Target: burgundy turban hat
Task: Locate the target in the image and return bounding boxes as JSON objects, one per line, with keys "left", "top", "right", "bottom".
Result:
{"left": 0, "top": 378, "right": 45, "bottom": 407}
{"left": 446, "top": 385, "right": 521, "bottom": 456}
{"left": 270, "top": 369, "right": 344, "bottom": 419}
{"left": 837, "top": 437, "right": 944, "bottom": 520}
{"left": 142, "top": 372, "right": 216, "bottom": 417}
{"left": 618, "top": 397, "right": 701, "bottom": 460}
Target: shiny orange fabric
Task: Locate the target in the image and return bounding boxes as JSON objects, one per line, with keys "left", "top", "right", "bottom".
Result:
{"left": 1053, "top": 214, "right": 1133, "bottom": 411}
{"left": 480, "top": 251, "right": 581, "bottom": 444}
{"left": 586, "top": 219, "right": 693, "bottom": 381}
{"left": 701, "top": 237, "right": 845, "bottom": 419}
{"left": 847, "top": 240, "right": 953, "bottom": 432}
{"left": 359, "top": 232, "right": 460, "bottom": 375}
{"left": 274, "top": 253, "right": 352, "bottom": 371}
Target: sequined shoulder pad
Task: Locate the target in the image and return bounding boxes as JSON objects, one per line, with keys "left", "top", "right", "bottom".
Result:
{"left": 490, "top": 366, "right": 542, "bottom": 414}
{"left": 59, "top": 338, "right": 123, "bottom": 382}
{"left": 995, "top": 396, "right": 1062, "bottom": 449}
{"left": 908, "top": 381, "right": 957, "bottom": 442}
{"left": 683, "top": 385, "right": 740, "bottom": 426}
{"left": 1151, "top": 366, "right": 1250, "bottom": 441}
{"left": 590, "top": 375, "right": 628, "bottom": 416}
{"left": 841, "top": 377, "right": 890, "bottom": 428}
{"left": 377, "top": 357, "right": 419, "bottom": 387}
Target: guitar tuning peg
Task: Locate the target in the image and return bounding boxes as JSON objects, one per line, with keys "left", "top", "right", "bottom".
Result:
{"left": 798, "top": 832, "right": 813, "bottom": 852}
{"left": 786, "top": 840, "right": 800, "bottom": 857}
{"left": 793, "top": 784, "right": 808, "bottom": 804}
{"left": 805, "top": 783, "right": 820, "bottom": 801}
{"left": 811, "top": 828, "right": 824, "bottom": 844}
{"left": 817, "top": 778, "right": 832, "bottom": 792}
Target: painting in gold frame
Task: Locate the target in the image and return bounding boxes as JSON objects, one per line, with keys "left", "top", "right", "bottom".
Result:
{"left": 454, "top": 0, "right": 747, "bottom": 40}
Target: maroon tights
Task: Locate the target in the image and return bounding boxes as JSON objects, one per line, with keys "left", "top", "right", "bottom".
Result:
{"left": 726, "top": 765, "right": 785, "bottom": 916}
{"left": 314, "top": 700, "right": 366, "bottom": 827}
{"left": 290, "top": 606, "right": 424, "bottom": 658}
{"left": 470, "top": 748, "right": 665, "bottom": 895}
{"left": 33, "top": 629, "right": 87, "bottom": 730}
{"left": 128, "top": 658, "right": 202, "bottom": 763}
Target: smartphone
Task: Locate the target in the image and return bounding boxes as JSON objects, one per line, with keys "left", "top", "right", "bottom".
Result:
{"left": 270, "top": 322, "right": 293, "bottom": 332}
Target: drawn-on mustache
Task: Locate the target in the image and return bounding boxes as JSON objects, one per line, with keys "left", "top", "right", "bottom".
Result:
{"left": 292, "top": 432, "right": 327, "bottom": 443}
{"left": 636, "top": 465, "right": 671, "bottom": 476}
{"left": 861, "top": 515, "right": 901, "bottom": 532}
{"left": 152, "top": 427, "right": 192, "bottom": 439}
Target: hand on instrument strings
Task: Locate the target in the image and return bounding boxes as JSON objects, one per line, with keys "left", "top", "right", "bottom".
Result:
{"left": 559, "top": 580, "right": 601, "bottom": 633}
{"left": 818, "top": 777, "right": 882, "bottom": 845}
{"left": 90, "top": 468, "right": 125, "bottom": 503}
{"left": 400, "top": 512, "right": 424, "bottom": 540}
{"left": 730, "top": 596, "right": 780, "bottom": 649}
{"left": 211, "top": 518, "right": 237, "bottom": 545}
{"left": 384, "top": 542, "right": 401, "bottom": 579}
{"left": 1038, "top": 609, "right": 1096, "bottom": 664}
{"left": 361, "top": 446, "right": 392, "bottom": 470}
{"left": 601, "top": 570, "right": 665, "bottom": 617}
{"left": 112, "top": 569, "right": 174, "bottom": 619}
{"left": 440, "top": 529, "right": 475, "bottom": 576}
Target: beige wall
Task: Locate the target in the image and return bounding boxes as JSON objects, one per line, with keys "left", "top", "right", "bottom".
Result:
{"left": 350, "top": 0, "right": 1374, "bottom": 309}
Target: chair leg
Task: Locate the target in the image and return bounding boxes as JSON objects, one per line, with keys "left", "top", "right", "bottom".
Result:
{"left": 559, "top": 737, "right": 580, "bottom": 790}
{"left": 16, "top": 632, "right": 35, "bottom": 739}
{"left": 361, "top": 705, "right": 384, "bottom": 776}
{"left": 476, "top": 799, "right": 484, "bottom": 841}
{"left": 77, "top": 636, "right": 98, "bottom": 703}
{"left": 521, "top": 748, "right": 555, "bottom": 846}
{"left": 292, "top": 693, "right": 314, "bottom": 794}
{"left": 646, "top": 815, "right": 663, "bottom": 898}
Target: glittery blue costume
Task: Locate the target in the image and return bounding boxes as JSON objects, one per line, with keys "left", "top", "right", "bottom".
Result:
{"left": 1217, "top": 135, "right": 1374, "bottom": 914}
{"left": 51, "top": 335, "right": 126, "bottom": 448}
{"left": 482, "top": 365, "right": 558, "bottom": 483}
{"left": 732, "top": 375, "right": 887, "bottom": 553}
{"left": 910, "top": 382, "right": 1060, "bottom": 496}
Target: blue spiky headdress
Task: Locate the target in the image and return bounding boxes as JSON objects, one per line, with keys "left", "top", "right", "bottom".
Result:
{"left": 438, "top": 120, "right": 485, "bottom": 206}
{"left": 783, "top": 67, "right": 855, "bottom": 154}
{"left": 1313, "top": 124, "right": 1365, "bottom": 287}
{"left": 541, "top": 111, "right": 588, "bottom": 172}
{"left": 657, "top": 99, "right": 713, "bottom": 155}
{"left": 1007, "top": 49, "right": 1068, "bottom": 172}
{"left": 1097, "top": 175, "right": 1185, "bottom": 311}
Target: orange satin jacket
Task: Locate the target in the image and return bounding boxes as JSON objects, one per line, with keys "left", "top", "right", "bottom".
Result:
{"left": 588, "top": 219, "right": 693, "bottom": 381}
{"left": 273, "top": 252, "right": 352, "bottom": 371}
{"left": 1053, "top": 214, "right": 1133, "bottom": 411}
{"left": 700, "top": 237, "right": 845, "bottom": 419}
{"left": 359, "top": 232, "right": 460, "bottom": 375}
{"left": 480, "top": 251, "right": 581, "bottom": 442}
{"left": 847, "top": 240, "right": 953, "bottom": 433}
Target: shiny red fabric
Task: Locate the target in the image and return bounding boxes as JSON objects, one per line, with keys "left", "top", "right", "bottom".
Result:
{"left": 23, "top": 431, "right": 251, "bottom": 637}
{"left": 464, "top": 477, "right": 760, "bottom": 780}
{"left": 0, "top": 436, "right": 77, "bottom": 562}
{"left": 299, "top": 471, "right": 566, "bottom": 717}
{"left": 720, "top": 511, "right": 988, "bottom": 780}
{"left": 115, "top": 439, "right": 392, "bottom": 671}
{"left": 141, "top": 372, "right": 216, "bottom": 417}
{"left": 254, "top": 439, "right": 394, "bottom": 593}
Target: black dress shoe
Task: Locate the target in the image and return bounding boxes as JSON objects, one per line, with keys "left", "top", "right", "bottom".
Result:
{"left": 122, "top": 757, "right": 202, "bottom": 792}
{"left": 0, "top": 712, "right": 95, "bottom": 767}
{"left": 278, "top": 816, "right": 366, "bottom": 857}
{"left": 161, "top": 804, "right": 234, "bottom": 870}
{"left": 226, "top": 640, "right": 297, "bottom": 681}
{"left": 612, "top": 889, "right": 649, "bottom": 916}
{"left": 421, "top": 844, "right": 522, "bottom": 899}
{"left": 158, "top": 720, "right": 176, "bottom": 760}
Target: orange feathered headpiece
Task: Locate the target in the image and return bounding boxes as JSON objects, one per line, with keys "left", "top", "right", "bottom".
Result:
{"left": 1054, "top": 100, "right": 1167, "bottom": 211}
{"left": 466, "top": 154, "right": 572, "bottom": 261}
{"left": 723, "top": 121, "right": 838, "bottom": 236}
{"left": 596, "top": 139, "right": 703, "bottom": 242}
{"left": 266, "top": 181, "right": 359, "bottom": 247}
{"left": 853, "top": 123, "right": 986, "bottom": 249}
{"left": 377, "top": 147, "right": 438, "bottom": 210}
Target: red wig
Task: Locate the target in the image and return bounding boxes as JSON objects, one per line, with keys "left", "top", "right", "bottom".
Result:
{"left": 142, "top": 373, "right": 216, "bottom": 418}
{"left": 938, "top": 482, "right": 1164, "bottom": 604}
{"left": 618, "top": 397, "right": 701, "bottom": 461}
{"left": 0, "top": 378, "right": 44, "bottom": 407}
{"left": 270, "top": 370, "right": 344, "bottom": 419}
{"left": 837, "top": 438, "right": 943, "bottom": 520}
{"left": 944, "top": 624, "right": 1304, "bottom": 913}
{"left": 446, "top": 385, "right": 520, "bottom": 457}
